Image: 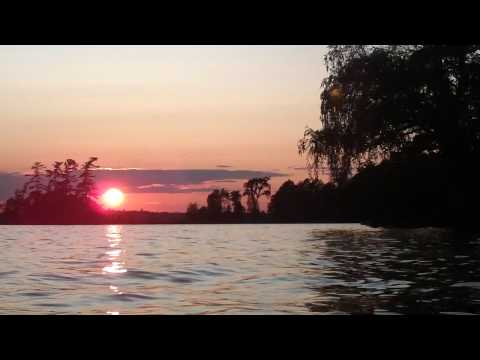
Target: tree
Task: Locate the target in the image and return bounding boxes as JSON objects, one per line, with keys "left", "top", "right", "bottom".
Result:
{"left": 24, "top": 162, "right": 46, "bottom": 204}
{"left": 61, "top": 159, "right": 79, "bottom": 196}
{"left": 268, "top": 178, "right": 328, "bottom": 222}
{"left": 298, "top": 45, "right": 480, "bottom": 185}
{"left": 46, "top": 161, "right": 64, "bottom": 193}
{"left": 186, "top": 202, "right": 199, "bottom": 219}
{"left": 76, "top": 157, "right": 99, "bottom": 200}
{"left": 0, "top": 157, "right": 103, "bottom": 224}
{"left": 268, "top": 180, "right": 297, "bottom": 220}
{"left": 229, "top": 190, "right": 245, "bottom": 216}
{"left": 206, "top": 189, "right": 223, "bottom": 217}
{"left": 219, "top": 188, "right": 231, "bottom": 213}
{"left": 206, "top": 188, "right": 231, "bottom": 218}
{"left": 243, "top": 177, "right": 271, "bottom": 214}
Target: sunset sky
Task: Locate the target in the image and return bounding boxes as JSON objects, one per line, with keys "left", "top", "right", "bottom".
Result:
{"left": 0, "top": 45, "right": 329, "bottom": 211}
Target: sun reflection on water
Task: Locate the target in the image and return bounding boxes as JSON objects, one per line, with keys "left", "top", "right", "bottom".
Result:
{"left": 102, "top": 225, "right": 127, "bottom": 274}
{"left": 109, "top": 285, "right": 123, "bottom": 295}
{"left": 103, "top": 225, "right": 125, "bottom": 315}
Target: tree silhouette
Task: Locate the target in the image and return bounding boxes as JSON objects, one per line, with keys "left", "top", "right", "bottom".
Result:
{"left": 76, "top": 157, "right": 99, "bottom": 200}
{"left": 297, "top": 45, "right": 480, "bottom": 227}
{"left": 243, "top": 177, "right": 271, "bottom": 214}
{"left": 229, "top": 190, "right": 245, "bottom": 216}
{"left": 219, "top": 188, "right": 231, "bottom": 213}
{"left": 46, "top": 161, "right": 64, "bottom": 193}
{"left": 207, "top": 189, "right": 223, "bottom": 217}
{"left": 267, "top": 178, "right": 343, "bottom": 222}
{"left": 0, "top": 157, "right": 103, "bottom": 224}
{"left": 267, "top": 180, "right": 297, "bottom": 220}
{"left": 61, "top": 159, "right": 79, "bottom": 196}
{"left": 206, "top": 188, "right": 231, "bottom": 219}
{"left": 186, "top": 202, "right": 199, "bottom": 216}
{"left": 24, "top": 162, "right": 46, "bottom": 205}
{"left": 299, "top": 45, "right": 480, "bottom": 185}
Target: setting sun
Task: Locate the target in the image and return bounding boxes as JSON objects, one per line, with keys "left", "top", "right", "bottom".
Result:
{"left": 101, "top": 188, "right": 125, "bottom": 208}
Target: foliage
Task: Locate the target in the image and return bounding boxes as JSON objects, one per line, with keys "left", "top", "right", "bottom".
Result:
{"left": 229, "top": 190, "right": 245, "bottom": 216}
{"left": 267, "top": 178, "right": 347, "bottom": 222}
{"left": 186, "top": 177, "right": 271, "bottom": 222}
{"left": 0, "top": 157, "right": 102, "bottom": 224}
{"left": 77, "top": 157, "right": 99, "bottom": 199}
{"left": 242, "top": 177, "right": 271, "bottom": 214}
{"left": 299, "top": 45, "right": 480, "bottom": 185}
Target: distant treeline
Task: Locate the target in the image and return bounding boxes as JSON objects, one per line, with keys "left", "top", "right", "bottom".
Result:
{"left": 185, "top": 176, "right": 353, "bottom": 224}
{"left": 0, "top": 157, "right": 189, "bottom": 225}
{"left": 186, "top": 177, "right": 272, "bottom": 223}
{"left": 103, "top": 209, "right": 186, "bottom": 224}
{"left": 1, "top": 156, "right": 478, "bottom": 227}
{"left": 0, "top": 158, "right": 103, "bottom": 224}
{"left": 187, "top": 154, "right": 480, "bottom": 228}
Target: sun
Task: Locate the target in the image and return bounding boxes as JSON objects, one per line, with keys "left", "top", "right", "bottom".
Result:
{"left": 101, "top": 188, "right": 125, "bottom": 208}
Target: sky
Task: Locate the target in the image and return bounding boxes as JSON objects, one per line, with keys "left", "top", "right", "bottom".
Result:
{"left": 0, "top": 45, "right": 329, "bottom": 211}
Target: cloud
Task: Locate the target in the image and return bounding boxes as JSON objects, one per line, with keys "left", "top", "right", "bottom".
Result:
{"left": 213, "top": 179, "right": 237, "bottom": 183}
{"left": 216, "top": 165, "right": 232, "bottom": 168}
{"left": 0, "top": 168, "right": 288, "bottom": 199}
{"left": 93, "top": 169, "right": 287, "bottom": 194}
{"left": 288, "top": 166, "right": 308, "bottom": 171}
{"left": 93, "top": 168, "right": 284, "bottom": 184}
{"left": 133, "top": 184, "right": 216, "bottom": 193}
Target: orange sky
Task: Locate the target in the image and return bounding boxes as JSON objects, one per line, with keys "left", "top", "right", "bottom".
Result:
{"left": 0, "top": 45, "right": 329, "bottom": 211}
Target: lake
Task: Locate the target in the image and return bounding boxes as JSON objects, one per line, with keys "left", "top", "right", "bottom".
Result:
{"left": 0, "top": 223, "right": 479, "bottom": 315}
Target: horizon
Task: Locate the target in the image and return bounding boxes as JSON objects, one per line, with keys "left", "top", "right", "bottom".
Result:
{"left": 0, "top": 45, "right": 329, "bottom": 211}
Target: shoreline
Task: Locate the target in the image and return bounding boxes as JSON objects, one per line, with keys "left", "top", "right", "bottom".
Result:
{"left": 0, "top": 221, "right": 469, "bottom": 230}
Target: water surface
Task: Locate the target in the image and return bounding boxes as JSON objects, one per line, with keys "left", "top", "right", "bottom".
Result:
{"left": 1, "top": 224, "right": 479, "bottom": 314}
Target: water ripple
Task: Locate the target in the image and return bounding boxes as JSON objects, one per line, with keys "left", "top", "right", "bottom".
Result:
{"left": 0, "top": 224, "right": 479, "bottom": 314}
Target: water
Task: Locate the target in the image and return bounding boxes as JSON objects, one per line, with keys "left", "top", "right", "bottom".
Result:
{"left": 0, "top": 223, "right": 479, "bottom": 315}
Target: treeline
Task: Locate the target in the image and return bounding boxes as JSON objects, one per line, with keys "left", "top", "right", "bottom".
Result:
{"left": 0, "top": 158, "right": 103, "bottom": 224}
{"left": 337, "top": 154, "right": 480, "bottom": 228}
{"left": 186, "top": 156, "right": 480, "bottom": 228}
{"left": 104, "top": 209, "right": 185, "bottom": 224}
{"left": 185, "top": 177, "right": 272, "bottom": 223}
{"left": 0, "top": 157, "right": 191, "bottom": 225}
{"left": 3, "top": 157, "right": 472, "bottom": 227}
{"left": 185, "top": 176, "right": 355, "bottom": 223}
{"left": 268, "top": 179, "right": 344, "bottom": 222}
